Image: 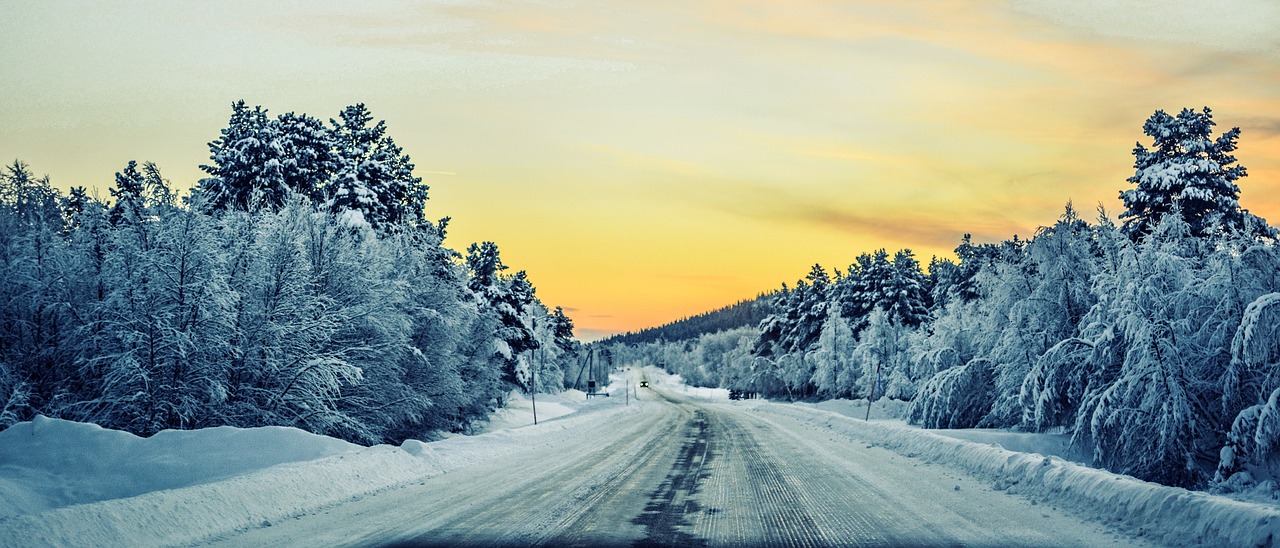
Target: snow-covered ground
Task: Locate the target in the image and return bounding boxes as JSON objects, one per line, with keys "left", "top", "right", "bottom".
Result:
{"left": 797, "top": 397, "right": 1090, "bottom": 464}
{"left": 470, "top": 389, "right": 587, "bottom": 434}
{"left": 753, "top": 401, "right": 1280, "bottom": 547}
{"left": 0, "top": 383, "right": 640, "bottom": 546}
{"left": 2, "top": 369, "right": 1278, "bottom": 546}
{"left": 0, "top": 417, "right": 363, "bottom": 520}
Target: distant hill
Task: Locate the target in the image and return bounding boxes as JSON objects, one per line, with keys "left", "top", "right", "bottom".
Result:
{"left": 600, "top": 293, "right": 776, "bottom": 346}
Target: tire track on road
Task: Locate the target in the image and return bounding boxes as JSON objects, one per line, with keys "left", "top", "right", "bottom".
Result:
{"left": 392, "top": 405, "right": 694, "bottom": 547}
{"left": 631, "top": 409, "right": 714, "bottom": 547}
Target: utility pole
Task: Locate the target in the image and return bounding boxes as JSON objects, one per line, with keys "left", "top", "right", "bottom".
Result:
{"left": 532, "top": 349, "right": 539, "bottom": 425}
{"left": 865, "top": 360, "right": 881, "bottom": 422}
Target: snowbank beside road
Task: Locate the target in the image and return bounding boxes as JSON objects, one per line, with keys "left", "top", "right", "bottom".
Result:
{"left": 0, "top": 416, "right": 362, "bottom": 519}
{"left": 797, "top": 397, "right": 910, "bottom": 422}
{"left": 0, "top": 391, "right": 643, "bottom": 547}
{"left": 474, "top": 389, "right": 587, "bottom": 433}
{"left": 755, "top": 402, "right": 1280, "bottom": 547}
{"left": 793, "top": 397, "right": 1100, "bottom": 469}
{"left": 0, "top": 444, "right": 440, "bottom": 547}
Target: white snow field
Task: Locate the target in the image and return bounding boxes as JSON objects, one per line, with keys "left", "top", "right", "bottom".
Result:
{"left": 0, "top": 369, "right": 1274, "bottom": 546}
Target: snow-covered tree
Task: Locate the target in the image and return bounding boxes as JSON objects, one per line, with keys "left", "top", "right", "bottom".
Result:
{"left": 274, "top": 111, "right": 339, "bottom": 203}
{"left": 466, "top": 242, "right": 545, "bottom": 393}
{"left": 851, "top": 309, "right": 917, "bottom": 400}
{"left": 1119, "top": 107, "right": 1271, "bottom": 241}
{"left": 908, "top": 358, "right": 995, "bottom": 429}
{"left": 833, "top": 249, "right": 930, "bottom": 334}
{"left": 90, "top": 198, "right": 235, "bottom": 434}
{"left": 1215, "top": 289, "right": 1280, "bottom": 490}
{"left": 326, "top": 104, "right": 427, "bottom": 230}
{"left": 199, "top": 101, "right": 289, "bottom": 211}
{"left": 201, "top": 102, "right": 344, "bottom": 212}
{"left": 754, "top": 264, "right": 831, "bottom": 359}
{"left": 1070, "top": 214, "right": 1210, "bottom": 488}
{"left": 885, "top": 249, "right": 930, "bottom": 328}
{"left": 0, "top": 162, "right": 71, "bottom": 418}
{"left": 0, "top": 123, "right": 580, "bottom": 443}
{"left": 808, "top": 307, "right": 859, "bottom": 398}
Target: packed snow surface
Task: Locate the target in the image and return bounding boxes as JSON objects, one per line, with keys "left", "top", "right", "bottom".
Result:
{"left": 754, "top": 402, "right": 1280, "bottom": 547}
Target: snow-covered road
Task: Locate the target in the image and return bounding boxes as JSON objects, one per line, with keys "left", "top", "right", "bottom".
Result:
{"left": 207, "top": 385, "right": 1145, "bottom": 547}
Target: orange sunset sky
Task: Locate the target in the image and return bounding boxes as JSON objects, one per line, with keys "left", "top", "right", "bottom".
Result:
{"left": 4, "top": 1, "right": 1280, "bottom": 341}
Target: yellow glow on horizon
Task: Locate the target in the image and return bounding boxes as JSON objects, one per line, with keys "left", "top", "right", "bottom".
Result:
{"left": 3, "top": 1, "right": 1279, "bottom": 341}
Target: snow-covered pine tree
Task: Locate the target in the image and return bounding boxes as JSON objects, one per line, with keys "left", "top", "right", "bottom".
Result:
{"left": 549, "top": 306, "right": 582, "bottom": 389}
{"left": 199, "top": 101, "right": 289, "bottom": 211}
{"left": 1119, "top": 107, "right": 1267, "bottom": 241}
{"left": 108, "top": 160, "right": 147, "bottom": 225}
{"left": 885, "top": 249, "right": 930, "bottom": 328}
{"left": 784, "top": 264, "right": 831, "bottom": 355}
{"left": 838, "top": 250, "right": 891, "bottom": 334}
{"left": 926, "top": 255, "right": 963, "bottom": 310}
{"left": 752, "top": 282, "right": 794, "bottom": 358}
{"left": 747, "top": 265, "right": 831, "bottom": 398}
{"left": 274, "top": 111, "right": 339, "bottom": 203}
{"left": 327, "top": 104, "right": 427, "bottom": 231}
{"left": 551, "top": 306, "right": 579, "bottom": 357}
{"left": 466, "top": 242, "right": 543, "bottom": 392}
{"left": 499, "top": 271, "right": 542, "bottom": 391}
{"left": 465, "top": 241, "right": 505, "bottom": 293}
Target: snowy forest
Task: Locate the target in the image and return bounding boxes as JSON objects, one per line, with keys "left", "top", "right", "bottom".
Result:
{"left": 602, "top": 295, "right": 777, "bottom": 346}
{"left": 604, "top": 107, "right": 1280, "bottom": 492}
{"left": 0, "top": 101, "right": 582, "bottom": 445}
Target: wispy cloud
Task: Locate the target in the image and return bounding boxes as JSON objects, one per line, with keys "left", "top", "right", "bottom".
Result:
{"left": 704, "top": 182, "right": 1024, "bottom": 251}
{"left": 1013, "top": 0, "right": 1280, "bottom": 57}
{"left": 1240, "top": 117, "right": 1280, "bottom": 139}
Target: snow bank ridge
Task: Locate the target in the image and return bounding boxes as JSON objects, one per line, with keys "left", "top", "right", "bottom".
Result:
{"left": 758, "top": 403, "right": 1280, "bottom": 547}
{"left": 0, "top": 445, "right": 442, "bottom": 547}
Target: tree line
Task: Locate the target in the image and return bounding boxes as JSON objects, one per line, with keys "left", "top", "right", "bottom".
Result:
{"left": 600, "top": 295, "right": 777, "bottom": 346}
{"left": 606, "top": 107, "right": 1280, "bottom": 491}
{"left": 0, "top": 102, "right": 581, "bottom": 444}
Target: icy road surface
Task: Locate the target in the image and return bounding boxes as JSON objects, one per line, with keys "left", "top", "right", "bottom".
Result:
{"left": 209, "top": 386, "right": 1147, "bottom": 547}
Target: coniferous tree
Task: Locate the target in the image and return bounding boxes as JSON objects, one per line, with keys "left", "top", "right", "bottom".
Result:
{"left": 108, "top": 161, "right": 147, "bottom": 225}
{"left": 199, "top": 101, "right": 288, "bottom": 211}
{"left": 274, "top": 111, "right": 339, "bottom": 203}
{"left": 466, "top": 242, "right": 543, "bottom": 392}
{"left": 1119, "top": 107, "right": 1268, "bottom": 240}
{"left": 551, "top": 306, "right": 578, "bottom": 355}
{"left": 885, "top": 250, "right": 930, "bottom": 328}
{"left": 327, "top": 104, "right": 427, "bottom": 230}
